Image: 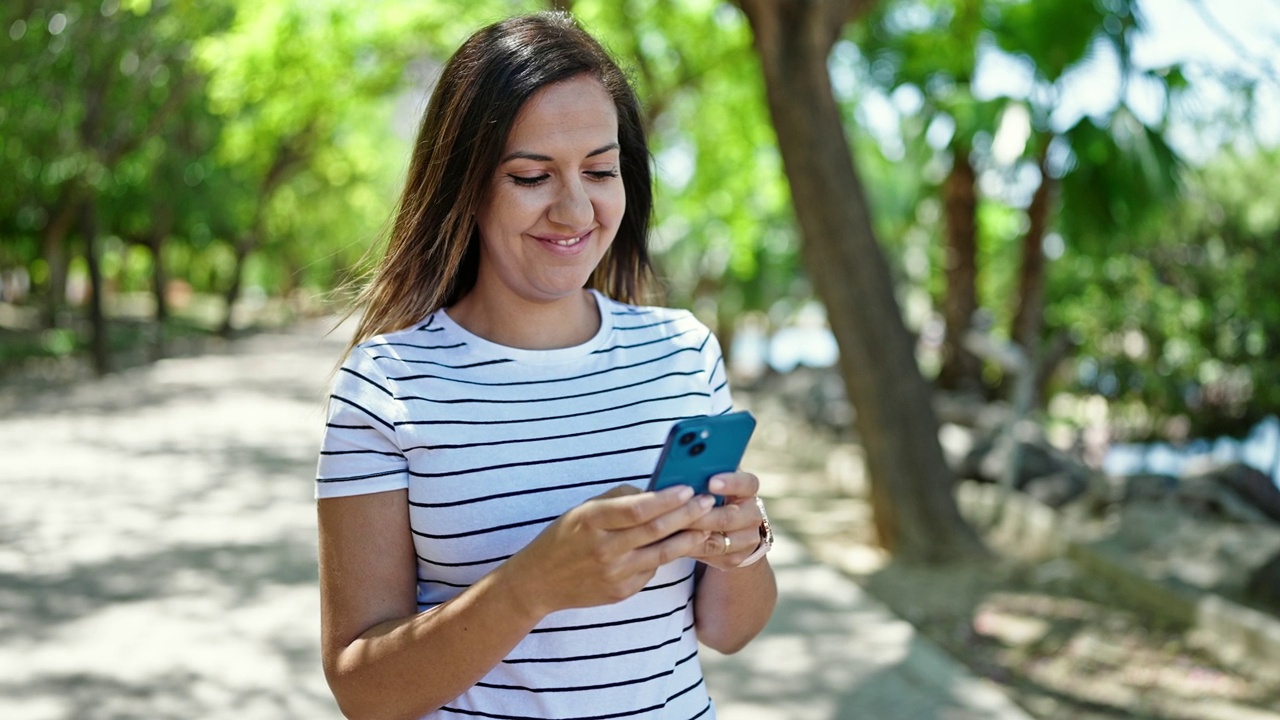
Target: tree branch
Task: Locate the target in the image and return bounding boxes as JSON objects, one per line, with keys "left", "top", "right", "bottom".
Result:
{"left": 736, "top": 0, "right": 878, "bottom": 59}
{"left": 104, "top": 71, "right": 194, "bottom": 166}
{"left": 831, "top": 0, "right": 878, "bottom": 33}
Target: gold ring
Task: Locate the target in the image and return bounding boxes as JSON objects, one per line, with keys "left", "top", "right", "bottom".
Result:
{"left": 721, "top": 532, "right": 732, "bottom": 554}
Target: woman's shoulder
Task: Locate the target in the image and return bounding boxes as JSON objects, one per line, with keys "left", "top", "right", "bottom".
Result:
{"left": 600, "top": 295, "right": 720, "bottom": 361}
{"left": 601, "top": 296, "right": 708, "bottom": 333}
{"left": 343, "top": 312, "right": 455, "bottom": 366}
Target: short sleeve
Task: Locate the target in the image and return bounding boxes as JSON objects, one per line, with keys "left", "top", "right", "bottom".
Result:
{"left": 315, "top": 345, "right": 410, "bottom": 499}
{"left": 702, "top": 330, "right": 734, "bottom": 416}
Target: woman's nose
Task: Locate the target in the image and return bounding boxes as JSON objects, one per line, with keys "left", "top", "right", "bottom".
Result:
{"left": 548, "top": 177, "right": 592, "bottom": 228}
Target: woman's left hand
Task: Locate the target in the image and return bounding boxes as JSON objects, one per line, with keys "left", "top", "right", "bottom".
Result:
{"left": 684, "top": 471, "right": 765, "bottom": 571}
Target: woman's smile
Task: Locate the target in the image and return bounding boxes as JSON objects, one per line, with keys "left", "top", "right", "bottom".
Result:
{"left": 469, "top": 74, "right": 625, "bottom": 308}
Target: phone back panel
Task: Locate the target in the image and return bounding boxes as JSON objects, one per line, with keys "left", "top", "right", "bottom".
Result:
{"left": 648, "top": 411, "right": 756, "bottom": 502}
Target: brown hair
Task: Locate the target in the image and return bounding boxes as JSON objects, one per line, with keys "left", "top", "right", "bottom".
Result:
{"left": 346, "top": 12, "right": 654, "bottom": 349}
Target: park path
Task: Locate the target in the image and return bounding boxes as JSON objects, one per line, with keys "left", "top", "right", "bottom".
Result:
{"left": 0, "top": 319, "right": 1032, "bottom": 720}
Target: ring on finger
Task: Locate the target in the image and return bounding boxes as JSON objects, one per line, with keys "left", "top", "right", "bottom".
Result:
{"left": 720, "top": 531, "right": 732, "bottom": 554}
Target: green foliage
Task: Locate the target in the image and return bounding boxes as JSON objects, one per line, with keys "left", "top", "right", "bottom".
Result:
{"left": 1057, "top": 109, "right": 1183, "bottom": 254}
{"left": 0, "top": 0, "right": 524, "bottom": 328}
{"left": 1, "top": 0, "right": 229, "bottom": 248}
{"left": 989, "top": 0, "right": 1109, "bottom": 83}
{"left": 1050, "top": 148, "right": 1280, "bottom": 440}
{"left": 576, "top": 0, "right": 799, "bottom": 322}
{"left": 2, "top": 0, "right": 1276, "bottom": 454}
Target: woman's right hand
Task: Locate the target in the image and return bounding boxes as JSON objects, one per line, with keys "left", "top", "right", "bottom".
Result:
{"left": 502, "top": 484, "right": 715, "bottom": 617}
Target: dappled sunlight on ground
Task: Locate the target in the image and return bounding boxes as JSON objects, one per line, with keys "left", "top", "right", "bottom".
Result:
{"left": 2, "top": 319, "right": 1035, "bottom": 720}
{"left": 10, "top": 318, "right": 1272, "bottom": 719}
{"left": 0, "top": 323, "right": 343, "bottom": 720}
{"left": 738, "top": 388, "right": 1280, "bottom": 720}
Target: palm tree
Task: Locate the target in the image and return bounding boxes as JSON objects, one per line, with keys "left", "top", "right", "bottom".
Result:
{"left": 852, "top": 0, "right": 1184, "bottom": 398}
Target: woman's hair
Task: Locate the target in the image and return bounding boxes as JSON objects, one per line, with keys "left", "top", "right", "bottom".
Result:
{"left": 347, "top": 11, "right": 653, "bottom": 348}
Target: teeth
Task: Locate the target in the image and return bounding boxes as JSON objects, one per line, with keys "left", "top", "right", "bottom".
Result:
{"left": 549, "top": 235, "right": 584, "bottom": 246}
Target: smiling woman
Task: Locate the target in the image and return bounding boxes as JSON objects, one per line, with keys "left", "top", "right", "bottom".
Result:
{"left": 451, "top": 76, "right": 627, "bottom": 350}
{"left": 314, "top": 11, "right": 776, "bottom": 720}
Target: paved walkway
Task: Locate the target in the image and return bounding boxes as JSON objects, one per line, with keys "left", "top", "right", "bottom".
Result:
{"left": 0, "top": 320, "right": 1032, "bottom": 720}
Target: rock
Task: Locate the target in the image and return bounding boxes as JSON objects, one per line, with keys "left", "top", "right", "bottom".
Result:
{"left": 1117, "top": 473, "right": 1179, "bottom": 503}
{"left": 1205, "top": 462, "right": 1280, "bottom": 524}
{"left": 1077, "top": 472, "right": 1125, "bottom": 515}
{"left": 959, "top": 423, "right": 1093, "bottom": 508}
{"left": 1246, "top": 551, "right": 1280, "bottom": 611}
{"left": 1009, "top": 438, "right": 1082, "bottom": 486}
{"left": 956, "top": 430, "right": 997, "bottom": 482}
{"left": 933, "top": 392, "right": 1010, "bottom": 433}
{"left": 1175, "top": 473, "right": 1272, "bottom": 524}
{"left": 1022, "top": 472, "right": 1089, "bottom": 509}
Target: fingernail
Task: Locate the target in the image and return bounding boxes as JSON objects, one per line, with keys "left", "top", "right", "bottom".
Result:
{"left": 697, "top": 495, "right": 715, "bottom": 510}
{"left": 708, "top": 477, "right": 725, "bottom": 492}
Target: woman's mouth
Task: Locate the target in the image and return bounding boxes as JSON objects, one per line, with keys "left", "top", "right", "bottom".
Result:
{"left": 538, "top": 230, "right": 591, "bottom": 248}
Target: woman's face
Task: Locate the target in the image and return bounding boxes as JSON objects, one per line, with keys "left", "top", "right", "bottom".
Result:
{"left": 472, "top": 74, "right": 625, "bottom": 308}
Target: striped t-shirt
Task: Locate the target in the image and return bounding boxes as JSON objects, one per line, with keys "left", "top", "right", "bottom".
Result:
{"left": 316, "top": 289, "right": 732, "bottom": 720}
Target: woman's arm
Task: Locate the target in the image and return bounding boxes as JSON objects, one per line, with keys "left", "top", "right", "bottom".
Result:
{"left": 688, "top": 472, "right": 778, "bottom": 654}
{"left": 318, "top": 484, "right": 714, "bottom": 720}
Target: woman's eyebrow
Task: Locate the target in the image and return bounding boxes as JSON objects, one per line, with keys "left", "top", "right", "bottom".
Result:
{"left": 499, "top": 142, "right": 620, "bottom": 164}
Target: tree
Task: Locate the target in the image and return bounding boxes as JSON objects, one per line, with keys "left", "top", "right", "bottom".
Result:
{"left": 853, "top": 0, "right": 999, "bottom": 394}
{"left": 1051, "top": 147, "right": 1280, "bottom": 441}
{"left": 735, "top": 0, "right": 986, "bottom": 561}
{"left": 852, "top": 0, "right": 1184, "bottom": 401}
{"left": 194, "top": 0, "right": 521, "bottom": 336}
{"left": 991, "top": 0, "right": 1183, "bottom": 377}
{"left": 0, "top": 0, "right": 234, "bottom": 372}
{"left": 572, "top": 0, "right": 799, "bottom": 354}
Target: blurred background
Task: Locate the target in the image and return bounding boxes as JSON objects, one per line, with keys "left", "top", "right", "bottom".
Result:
{"left": 3, "top": 0, "right": 1280, "bottom": 718}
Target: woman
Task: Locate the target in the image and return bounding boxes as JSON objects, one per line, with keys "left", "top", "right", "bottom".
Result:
{"left": 316, "top": 12, "right": 776, "bottom": 720}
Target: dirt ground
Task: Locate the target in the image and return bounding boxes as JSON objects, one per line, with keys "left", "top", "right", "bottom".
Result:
{"left": 1, "top": 321, "right": 1036, "bottom": 720}
{"left": 738, "top": 389, "right": 1280, "bottom": 720}
{"left": 5, "top": 314, "right": 1279, "bottom": 719}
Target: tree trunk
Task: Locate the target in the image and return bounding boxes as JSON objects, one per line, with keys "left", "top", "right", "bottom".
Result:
{"left": 147, "top": 205, "right": 174, "bottom": 358}
{"left": 736, "top": 0, "right": 986, "bottom": 561}
{"left": 215, "top": 133, "right": 308, "bottom": 338}
{"left": 219, "top": 236, "right": 253, "bottom": 339}
{"left": 1010, "top": 145, "right": 1055, "bottom": 359}
{"left": 80, "top": 197, "right": 111, "bottom": 376}
{"left": 937, "top": 144, "right": 983, "bottom": 394}
{"left": 40, "top": 196, "right": 79, "bottom": 329}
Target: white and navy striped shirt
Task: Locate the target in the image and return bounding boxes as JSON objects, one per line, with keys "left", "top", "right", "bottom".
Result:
{"left": 316, "top": 290, "right": 732, "bottom": 720}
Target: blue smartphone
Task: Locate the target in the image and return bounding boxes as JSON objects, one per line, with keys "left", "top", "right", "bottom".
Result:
{"left": 647, "top": 411, "right": 756, "bottom": 505}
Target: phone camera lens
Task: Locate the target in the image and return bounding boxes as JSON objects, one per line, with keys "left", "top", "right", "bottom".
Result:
{"left": 678, "top": 432, "right": 697, "bottom": 446}
{"left": 689, "top": 442, "right": 706, "bottom": 457}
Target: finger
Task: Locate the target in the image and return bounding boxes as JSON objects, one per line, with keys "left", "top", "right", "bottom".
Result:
{"left": 688, "top": 528, "right": 758, "bottom": 567}
{"left": 635, "top": 528, "right": 709, "bottom": 567}
{"left": 707, "top": 471, "right": 760, "bottom": 500}
{"left": 589, "top": 484, "right": 696, "bottom": 531}
{"left": 630, "top": 493, "right": 716, "bottom": 546}
{"left": 608, "top": 494, "right": 717, "bottom": 556}
{"left": 702, "top": 530, "right": 738, "bottom": 557}
{"left": 686, "top": 500, "right": 761, "bottom": 534}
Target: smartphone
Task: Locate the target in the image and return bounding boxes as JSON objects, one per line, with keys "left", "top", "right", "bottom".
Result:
{"left": 647, "top": 411, "right": 756, "bottom": 505}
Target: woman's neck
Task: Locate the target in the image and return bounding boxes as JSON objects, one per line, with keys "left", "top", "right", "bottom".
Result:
{"left": 447, "top": 288, "right": 600, "bottom": 350}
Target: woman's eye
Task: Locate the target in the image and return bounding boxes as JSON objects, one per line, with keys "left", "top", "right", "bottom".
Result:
{"left": 586, "top": 169, "right": 619, "bottom": 181}
{"left": 509, "top": 174, "right": 549, "bottom": 187}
